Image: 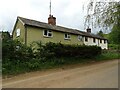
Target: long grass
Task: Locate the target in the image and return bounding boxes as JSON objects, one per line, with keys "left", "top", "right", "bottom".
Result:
{"left": 95, "top": 51, "right": 120, "bottom": 61}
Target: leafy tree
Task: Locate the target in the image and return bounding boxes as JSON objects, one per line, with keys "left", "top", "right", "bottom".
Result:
{"left": 2, "top": 37, "right": 33, "bottom": 62}
{"left": 109, "top": 24, "right": 120, "bottom": 44}
{"left": 97, "top": 30, "right": 104, "bottom": 37}
{"left": 1, "top": 31, "right": 11, "bottom": 41}
{"left": 85, "top": 0, "right": 120, "bottom": 29}
{"left": 85, "top": 0, "right": 120, "bottom": 46}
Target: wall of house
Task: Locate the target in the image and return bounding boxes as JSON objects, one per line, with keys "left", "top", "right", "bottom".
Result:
{"left": 84, "top": 37, "right": 99, "bottom": 46}
{"left": 12, "top": 19, "right": 25, "bottom": 43}
{"left": 12, "top": 19, "right": 107, "bottom": 49}
{"left": 99, "top": 40, "right": 108, "bottom": 49}
{"left": 83, "top": 37, "right": 108, "bottom": 49}
{"left": 26, "top": 26, "right": 84, "bottom": 46}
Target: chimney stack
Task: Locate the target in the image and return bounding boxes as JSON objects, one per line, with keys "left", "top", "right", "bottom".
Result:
{"left": 86, "top": 28, "right": 91, "bottom": 33}
{"left": 48, "top": 15, "right": 56, "bottom": 25}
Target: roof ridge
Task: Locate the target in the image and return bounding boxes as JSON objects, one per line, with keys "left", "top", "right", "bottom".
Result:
{"left": 17, "top": 16, "right": 107, "bottom": 40}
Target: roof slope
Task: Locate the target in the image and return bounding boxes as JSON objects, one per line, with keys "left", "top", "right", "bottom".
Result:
{"left": 18, "top": 16, "right": 107, "bottom": 40}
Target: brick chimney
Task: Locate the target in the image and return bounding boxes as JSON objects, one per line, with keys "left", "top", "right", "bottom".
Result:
{"left": 86, "top": 28, "right": 91, "bottom": 33}
{"left": 48, "top": 15, "right": 56, "bottom": 25}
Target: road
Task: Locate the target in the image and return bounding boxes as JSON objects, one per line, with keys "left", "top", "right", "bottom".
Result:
{"left": 2, "top": 60, "right": 118, "bottom": 88}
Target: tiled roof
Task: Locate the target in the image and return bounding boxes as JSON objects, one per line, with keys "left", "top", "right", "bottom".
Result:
{"left": 18, "top": 16, "right": 107, "bottom": 40}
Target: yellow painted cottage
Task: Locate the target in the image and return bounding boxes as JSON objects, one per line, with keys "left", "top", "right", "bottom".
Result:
{"left": 12, "top": 15, "right": 108, "bottom": 49}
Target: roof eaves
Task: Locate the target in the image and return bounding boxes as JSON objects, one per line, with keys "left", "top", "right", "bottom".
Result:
{"left": 18, "top": 17, "right": 25, "bottom": 26}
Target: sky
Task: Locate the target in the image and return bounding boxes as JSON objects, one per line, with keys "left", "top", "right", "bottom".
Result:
{"left": 0, "top": 0, "right": 97, "bottom": 34}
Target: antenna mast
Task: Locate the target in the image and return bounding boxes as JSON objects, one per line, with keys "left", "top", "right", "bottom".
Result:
{"left": 50, "top": 0, "right": 51, "bottom": 15}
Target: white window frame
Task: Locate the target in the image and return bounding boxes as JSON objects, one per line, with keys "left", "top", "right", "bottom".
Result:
{"left": 78, "top": 35, "right": 83, "bottom": 41}
{"left": 16, "top": 29, "right": 20, "bottom": 37}
{"left": 64, "top": 33, "right": 71, "bottom": 40}
{"left": 43, "top": 30, "right": 53, "bottom": 37}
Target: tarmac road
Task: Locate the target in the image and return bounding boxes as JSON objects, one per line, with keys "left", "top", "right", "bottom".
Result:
{"left": 2, "top": 59, "right": 118, "bottom": 88}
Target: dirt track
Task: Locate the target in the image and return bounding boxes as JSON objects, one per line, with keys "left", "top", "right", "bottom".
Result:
{"left": 2, "top": 60, "right": 118, "bottom": 88}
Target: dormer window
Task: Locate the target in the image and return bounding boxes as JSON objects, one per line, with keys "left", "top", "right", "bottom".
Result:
{"left": 43, "top": 30, "right": 53, "bottom": 37}
{"left": 64, "top": 33, "right": 71, "bottom": 40}
{"left": 16, "top": 29, "right": 20, "bottom": 37}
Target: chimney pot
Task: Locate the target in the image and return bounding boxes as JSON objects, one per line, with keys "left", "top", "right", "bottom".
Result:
{"left": 48, "top": 15, "right": 56, "bottom": 25}
{"left": 86, "top": 28, "right": 91, "bottom": 33}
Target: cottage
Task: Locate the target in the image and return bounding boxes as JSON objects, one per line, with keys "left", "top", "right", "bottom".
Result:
{"left": 12, "top": 15, "right": 108, "bottom": 49}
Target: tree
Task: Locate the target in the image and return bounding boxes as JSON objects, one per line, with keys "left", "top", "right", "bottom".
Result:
{"left": 1, "top": 31, "right": 11, "bottom": 41}
{"left": 85, "top": 0, "right": 120, "bottom": 46}
{"left": 109, "top": 24, "right": 120, "bottom": 44}
{"left": 85, "top": 0, "right": 120, "bottom": 30}
{"left": 97, "top": 30, "right": 104, "bottom": 37}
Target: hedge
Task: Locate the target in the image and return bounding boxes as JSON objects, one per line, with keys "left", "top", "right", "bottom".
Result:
{"left": 35, "top": 42, "right": 102, "bottom": 59}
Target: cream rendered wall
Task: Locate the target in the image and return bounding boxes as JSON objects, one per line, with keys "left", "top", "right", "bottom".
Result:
{"left": 26, "top": 26, "right": 84, "bottom": 46}
{"left": 12, "top": 19, "right": 25, "bottom": 43}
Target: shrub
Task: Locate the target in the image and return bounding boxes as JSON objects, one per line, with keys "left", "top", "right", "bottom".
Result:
{"left": 2, "top": 39, "right": 34, "bottom": 62}
{"left": 34, "top": 42, "right": 102, "bottom": 59}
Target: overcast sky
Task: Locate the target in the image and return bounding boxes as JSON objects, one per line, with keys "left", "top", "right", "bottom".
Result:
{"left": 0, "top": 0, "right": 95, "bottom": 34}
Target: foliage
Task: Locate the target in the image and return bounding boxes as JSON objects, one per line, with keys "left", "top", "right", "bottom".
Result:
{"left": 97, "top": 30, "right": 104, "bottom": 37}
{"left": 1, "top": 31, "right": 11, "bottom": 41}
{"left": 34, "top": 42, "right": 102, "bottom": 59}
{"left": 2, "top": 39, "right": 33, "bottom": 63}
{"left": 95, "top": 50, "right": 120, "bottom": 60}
{"left": 3, "top": 39, "right": 119, "bottom": 77}
{"left": 108, "top": 44, "right": 120, "bottom": 50}
{"left": 109, "top": 24, "right": 120, "bottom": 44}
{"left": 85, "top": 1, "right": 120, "bottom": 29}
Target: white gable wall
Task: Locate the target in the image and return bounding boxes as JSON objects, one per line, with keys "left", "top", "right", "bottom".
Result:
{"left": 84, "top": 37, "right": 98, "bottom": 46}
{"left": 99, "top": 40, "right": 108, "bottom": 49}
{"left": 83, "top": 37, "right": 108, "bottom": 49}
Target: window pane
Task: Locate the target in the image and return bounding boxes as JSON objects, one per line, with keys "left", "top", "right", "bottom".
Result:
{"left": 85, "top": 37, "right": 88, "bottom": 41}
{"left": 93, "top": 38, "right": 96, "bottom": 43}
{"left": 16, "top": 29, "right": 20, "bottom": 36}
{"left": 78, "top": 35, "right": 83, "bottom": 41}
{"left": 65, "top": 34, "right": 67, "bottom": 38}
{"left": 104, "top": 40, "right": 107, "bottom": 44}
{"left": 49, "top": 30, "right": 52, "bottom": 32}
{"left": 48, "top": 33, "right": 52, "bottom": 36}
{"left": 68, "top": 35, "right": 70, "bottom": 38}
{"left": 44, "top": 30, "right": 47, "bottom": 36}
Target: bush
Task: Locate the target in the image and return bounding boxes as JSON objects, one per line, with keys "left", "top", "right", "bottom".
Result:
{"left": 108, "top": 44, "right": 120, "bottom": 50}
{"left": 2, "top": 40, "right": 102, "bottom": 76}
{"left": 34, "top": 42, "right": 102, "bottom": 59}
{"left": 2, "top": 39, "right": 34, "bottom": 62}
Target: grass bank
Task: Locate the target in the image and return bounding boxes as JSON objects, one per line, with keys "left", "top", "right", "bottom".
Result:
{"left": 2, "top": 51, "right": 119, "bottom": 78}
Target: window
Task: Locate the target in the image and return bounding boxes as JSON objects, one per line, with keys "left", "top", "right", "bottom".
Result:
{"left": 64, "top": 33, "right": 71, "bottom": 39}
{"left": 93, "top": 38, "right": 96, "bottom": 43}
{"left": 100, "top": 39, "right": 102, "bottom": 43}
{"left": 85, "top": 37, "right": 88, "bottom": 42}
{"left": 16, "top": 29, "right": 20, "bottom": 36}
{"left": 43, "top": 30, "right": 53, "bottom": 37}
{"left": 104, "top": 40, "right": 107, "bottom": 44}
{"left": 78, "top": 35, "right": 83, "bottom": 41}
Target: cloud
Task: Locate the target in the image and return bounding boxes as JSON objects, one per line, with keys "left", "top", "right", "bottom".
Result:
{"left": 0, "top": 0, "right": 89, "bottom": 33}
